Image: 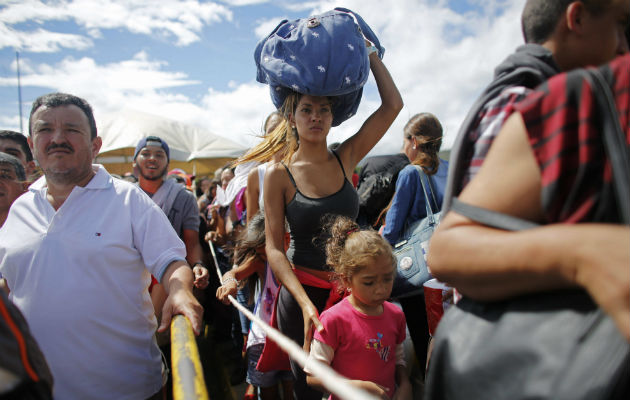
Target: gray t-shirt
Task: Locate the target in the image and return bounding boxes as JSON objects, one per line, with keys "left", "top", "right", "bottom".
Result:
{"left": 147, "top": 178, "right": 200, "bottom": 237}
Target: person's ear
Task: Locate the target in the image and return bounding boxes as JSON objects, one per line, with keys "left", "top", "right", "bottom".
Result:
{"left": 342, "top": 276, "right": 352, "bottom": 290}
{"left": 91, "top": 136, "right": 102, "bottom": 159}
{"left": 25, "top": 160, "right": 36, "bottom": 177}
{"left": 566, "top": 1, "right": 585, "bottom": 33}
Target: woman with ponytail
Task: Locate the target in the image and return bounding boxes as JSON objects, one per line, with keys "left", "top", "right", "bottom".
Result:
{"left": 381, "top": 112, "right": 449, "bottom": 380}
{"left": 253, "top": 43, "right": 402, "bottom": 399}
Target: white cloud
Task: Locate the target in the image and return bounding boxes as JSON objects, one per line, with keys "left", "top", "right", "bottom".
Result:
{"left": 282, "top": 1, "right": 322, "bottom": 12}
{"left": 0, "top": 114, "right": 24, "bottom": 132}
{"left": 0, "top": 0, "right": 233, "bottom": 49}
{"left": 0, "top": 50, "right": 274, "bottom": 148}
{"left": 0, "top": 23, "right": 93, "bottom": 52}
{"left": 219, "top": 0, "right": 269, "bottom": 5}
{"left": 201, "top": 83, "right": 277, "bottom": 147}
{"left": 254, "top": 17, "right": 287, "bottom": 39}
{"left": 0, "top": 52, "right": 203, "bottom": 133}
{"left": 0, "top": 51, "right": 198, "bottom": 92}
{"left": 1, "top": 0, "right": 529, "bottom": 158}
{"left": 254, "top": 0, "right": 527, "bottom": 154}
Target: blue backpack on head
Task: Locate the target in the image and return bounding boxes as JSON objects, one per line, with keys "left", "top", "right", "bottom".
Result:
{"left": 254, "top": 7, "right": 384, "bottom": 126}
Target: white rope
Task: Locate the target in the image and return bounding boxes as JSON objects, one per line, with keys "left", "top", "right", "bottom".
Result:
{"left": 208, "top": 241, "right": 379, "bottom": 400}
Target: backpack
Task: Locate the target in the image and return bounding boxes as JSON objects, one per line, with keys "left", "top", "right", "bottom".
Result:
{"left": 357, "top": 172, "right": 396, "bottom": 226}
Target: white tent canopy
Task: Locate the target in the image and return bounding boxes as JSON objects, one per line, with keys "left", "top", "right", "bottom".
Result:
{"left": 95, "top": 109, "right": 247, "bottom": 176}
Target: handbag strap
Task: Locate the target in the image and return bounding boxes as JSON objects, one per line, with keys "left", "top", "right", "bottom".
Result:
{"left": 413, "top": 165, "right": 439, "bottom": 221}
{"left": 452, "top": 65, "right": 629, "bottom": 229}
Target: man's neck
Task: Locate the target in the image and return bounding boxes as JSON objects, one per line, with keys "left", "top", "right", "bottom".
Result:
{"left": 45, "top": 168, "right": 95, "bottom": 210}
{"left": 0, "top": 210, "right": 7, "bottom": 227}
{"left": 139, "top": 177, "right": 164, "bottom": 195}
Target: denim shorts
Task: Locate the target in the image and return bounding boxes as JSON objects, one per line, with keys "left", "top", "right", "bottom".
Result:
{"left": 237, "top": 288, "right": 254, "bottom": 335}
{"left": 246, "top": 343, "right": 294, "bottom": 387}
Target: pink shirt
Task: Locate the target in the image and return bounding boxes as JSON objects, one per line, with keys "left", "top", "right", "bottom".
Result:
{"left": 314, "top": 298, "right": 406, "bottom": 399}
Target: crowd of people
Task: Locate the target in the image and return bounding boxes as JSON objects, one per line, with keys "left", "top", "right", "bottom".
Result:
{"left": 1, "top": 0, "right": 629, "bottom": 399}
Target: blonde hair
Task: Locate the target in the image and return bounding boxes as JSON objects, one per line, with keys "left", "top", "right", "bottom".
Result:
{"left": 405, "top": 112, "right": 443, "bottom": 175}
{"left": 235, "top": 92, "right": 302, "bottom": 166}
{"left": 325, "top": 216, "right": 396, "bottom": 289}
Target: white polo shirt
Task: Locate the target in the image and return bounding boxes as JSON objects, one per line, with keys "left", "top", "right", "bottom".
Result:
{"left": 0, "top": 165, "right": 186, "bottom": 400}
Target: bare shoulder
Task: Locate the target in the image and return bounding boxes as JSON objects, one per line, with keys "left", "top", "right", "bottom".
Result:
{"left": 264, "top": 162, "right": 293, "bottom": 197}
{"left": 266, "top": 162, "right": 288, "bottom": 182}
{"left": 247, "top": 165, "right": 259, "bottom": 178}
{"left": 247, "top": 166, "right": 259, "bottom": 188}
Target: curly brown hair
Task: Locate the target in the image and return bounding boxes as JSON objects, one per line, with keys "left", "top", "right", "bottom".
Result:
{"left": 325, "top": 216, "right": 395, "bottom": 289}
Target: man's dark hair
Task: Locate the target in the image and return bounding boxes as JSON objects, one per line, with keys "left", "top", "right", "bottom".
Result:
{"left": 522, "top": 0, "right": 611, "bottom": 44}
{"left": 0, "top": 152, "right": 26, "bottom": 181}
{"left": 0, "top": 130, "right": 33, "bottom": 162}
{"left": 29, "top": 93, "right": 97, "bottom": 139}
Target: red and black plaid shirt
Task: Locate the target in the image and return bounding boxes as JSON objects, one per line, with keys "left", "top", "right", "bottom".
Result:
{"left": 516, "top": 54, "right": 630, "bottom": 224}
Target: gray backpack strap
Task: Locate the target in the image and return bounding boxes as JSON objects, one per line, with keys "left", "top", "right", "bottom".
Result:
{"left": 450, "top": 197, "right": 538, "bottom": 231}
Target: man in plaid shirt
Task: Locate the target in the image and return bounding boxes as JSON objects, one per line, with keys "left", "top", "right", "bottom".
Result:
{"left": 443, "top": 0, "right": 630, "bottom": 211}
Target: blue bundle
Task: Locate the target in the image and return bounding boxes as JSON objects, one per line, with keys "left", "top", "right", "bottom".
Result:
{"left": 255, "top": 7, "right": 384, "bottom": 126}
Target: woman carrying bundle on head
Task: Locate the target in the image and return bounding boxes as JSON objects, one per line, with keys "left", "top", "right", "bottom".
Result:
{"left": 238, "top": 8, "right": 403, "bottom": 398}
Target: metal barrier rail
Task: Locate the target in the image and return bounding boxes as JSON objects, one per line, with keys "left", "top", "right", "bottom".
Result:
{"left": 171, "top": 314, "right": 209, "bottom": 400}
{"left": 209, "top": 241, "right": 379, "bottom": 400}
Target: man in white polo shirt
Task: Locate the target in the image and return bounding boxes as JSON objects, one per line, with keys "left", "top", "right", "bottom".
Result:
{"left": 0, "top": 92, "right": 203, "bottom": 400}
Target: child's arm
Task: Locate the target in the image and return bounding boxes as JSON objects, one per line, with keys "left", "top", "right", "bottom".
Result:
{"left": 215, "top": 254, "right": 264, "bottom": 304}
{"left": 305, "top": 339, "right": 334, "bottom": 393}
{"left": 307, "top": 374, "right": 391, "bottom": 399}
{"left": 392, "top": 364, "right": 412, "bottom": 400}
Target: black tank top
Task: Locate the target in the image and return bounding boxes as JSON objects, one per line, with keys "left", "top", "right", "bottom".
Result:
{"left": 282, "top": 151, "right": 359, "bottom": 270}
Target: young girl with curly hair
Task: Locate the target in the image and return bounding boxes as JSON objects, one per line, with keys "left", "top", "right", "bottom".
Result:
{"left": 304, "top": 216, "right": 411, "bottom": 400}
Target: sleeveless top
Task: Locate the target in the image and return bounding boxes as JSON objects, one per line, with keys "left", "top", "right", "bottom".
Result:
{"left": 282, "top": 151, "right": 359, "bottom": 270}
{"left": 257, "top": 162, "right": 269, "bottom": 211}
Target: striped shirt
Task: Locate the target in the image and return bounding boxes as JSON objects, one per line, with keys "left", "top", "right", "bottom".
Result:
{"left": 517, "top": 54, "right": 630, "bottom": 223}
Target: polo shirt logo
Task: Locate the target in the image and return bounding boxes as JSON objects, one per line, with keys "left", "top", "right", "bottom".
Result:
{"left": 95, "top": 232, "right": 101, "bottom": 236}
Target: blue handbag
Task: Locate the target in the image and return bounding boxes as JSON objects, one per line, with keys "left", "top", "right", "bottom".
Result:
{"left": 390, "top": 166, "right": 439, "bottom": 299}
{"left": 254, "top": 7, "right": 384, "bottom": 126}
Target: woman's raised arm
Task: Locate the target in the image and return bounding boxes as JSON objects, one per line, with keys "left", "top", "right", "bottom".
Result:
{"left": 339, "top": 50, "right": 403, "bottom": 170}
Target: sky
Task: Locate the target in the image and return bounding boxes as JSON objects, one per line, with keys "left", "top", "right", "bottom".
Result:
{"left": 0, "top": 0, "right": 527, "bottom": 160}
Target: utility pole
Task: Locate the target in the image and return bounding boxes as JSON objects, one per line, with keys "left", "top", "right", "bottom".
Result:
{"left": 16, "top": 51, "right": 23, "bottom": 134}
